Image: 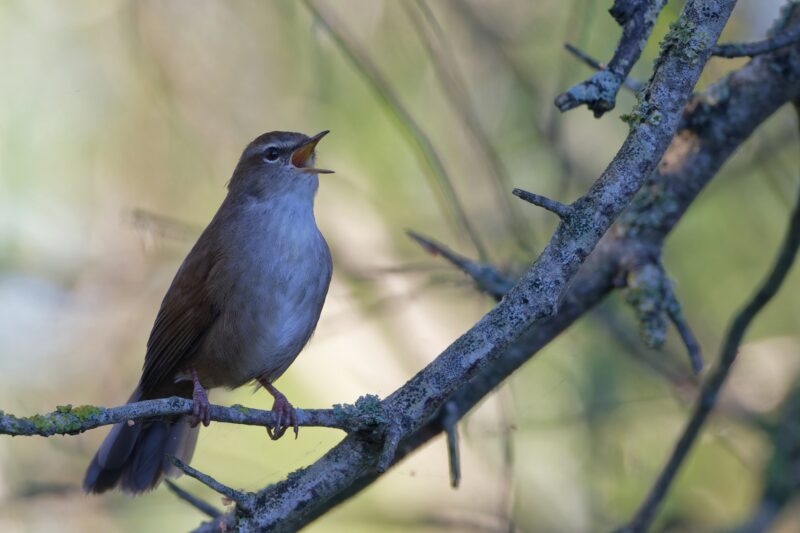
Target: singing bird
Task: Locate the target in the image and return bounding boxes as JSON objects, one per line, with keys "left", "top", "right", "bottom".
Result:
{"left": 84, "top": 131, "right": 334, "bottom": 494}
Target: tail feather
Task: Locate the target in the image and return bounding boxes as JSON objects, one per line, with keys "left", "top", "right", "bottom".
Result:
{"left": 83, "top": 387, "right": 200, "bottom": 494}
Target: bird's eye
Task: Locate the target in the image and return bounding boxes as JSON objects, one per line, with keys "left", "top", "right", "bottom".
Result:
{"left": 263, "top": 147, "right": 280, "bottom": 162}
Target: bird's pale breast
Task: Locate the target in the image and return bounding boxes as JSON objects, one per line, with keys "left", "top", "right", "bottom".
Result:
{"left": 193, "top": 195, "right": 332, "bottom": 388}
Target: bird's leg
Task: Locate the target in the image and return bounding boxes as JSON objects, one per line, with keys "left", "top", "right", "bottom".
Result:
{"left": 190, "top": 368, "right": 211, "bottom": 428}
{"left": 258, "top": 378, "right": 298, "bottom": 440}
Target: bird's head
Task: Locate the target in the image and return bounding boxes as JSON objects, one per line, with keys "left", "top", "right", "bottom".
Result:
{"left": 229, "top": 130, "right": 332, "bottom": 199}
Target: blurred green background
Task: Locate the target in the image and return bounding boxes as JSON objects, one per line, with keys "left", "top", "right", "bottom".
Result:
{"left": 1, "top": 1, "right": 799, "bottom": 531}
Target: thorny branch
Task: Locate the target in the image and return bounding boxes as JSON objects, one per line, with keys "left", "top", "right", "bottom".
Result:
{"left": 186, "top": 1, "right": 739, "bottom": 530}
{"left": 4, "top": 2, "right": 800, "bottom": 532}
{"left": 555, "top": 0, "right": 667, "bottom": 116}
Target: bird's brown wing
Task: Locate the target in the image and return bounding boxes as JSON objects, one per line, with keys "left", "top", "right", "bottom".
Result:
{"left": 139, "top": 241, "right": 223, "bottom": 397}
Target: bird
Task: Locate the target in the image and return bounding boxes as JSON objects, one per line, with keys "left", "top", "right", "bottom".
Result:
{"left": 83, "top": 130, "right": 334, "bottom": 494}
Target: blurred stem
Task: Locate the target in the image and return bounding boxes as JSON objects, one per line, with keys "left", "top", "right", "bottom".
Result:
{"left": 302, "top": 0, "right": 488, "bottom": 259}
{"left": 406, "top": 1, "right": 535, "bottom": 251}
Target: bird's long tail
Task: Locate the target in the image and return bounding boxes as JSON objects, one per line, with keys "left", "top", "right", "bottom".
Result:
{"left": 83, "top": 386, "right": 199, "bottom": 494}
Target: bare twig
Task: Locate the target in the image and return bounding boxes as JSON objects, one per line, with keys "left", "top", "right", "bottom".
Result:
{"left": 555, "top": 0, "right": 668, "bottom": 116}
{"left": 512, "top": 188, "right": 573, "bottom": 219}
{"left": 665, "top": 293, "right": 704, "bottom": 373}
{"left": 168, "top": 456, "right": 253, "bottom": 511}
{"left": 165, "top": 480, "right": 222, "bottom": 519}
{"left": 713, "top": 23, "right": 800, "bottom": 58}
{"left": 563, "top": 43, "right": 645, "bottom": 93}
{"left": 303, "top": 0, "right": 488, "bottom": 259}
{"left": 406, "top": 230, "right": 514, "bottom": 300}
{"left": 622, "top": 183, "right": 800, "bottom": 532}
{"left": 0, "top": 396, "right": 385, "bottom": 437}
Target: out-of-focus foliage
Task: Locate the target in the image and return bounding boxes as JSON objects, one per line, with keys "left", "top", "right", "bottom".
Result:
{"left": 0, "top": 1, "right": 798, "bottom": 531}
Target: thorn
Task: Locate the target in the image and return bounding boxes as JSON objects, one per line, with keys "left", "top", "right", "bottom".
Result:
{"left": 376, "top": 421, "right": 402, "bottom": 473}
{"left": 442, "top": 401, "right": 461, "bottom": 489}
{"left": 512, "top": 189, "right": 573, "bottom": 220}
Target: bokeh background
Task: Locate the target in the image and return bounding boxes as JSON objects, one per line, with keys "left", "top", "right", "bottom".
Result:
{"left": 1, "top": 1, "right": 799, "bottom": 531}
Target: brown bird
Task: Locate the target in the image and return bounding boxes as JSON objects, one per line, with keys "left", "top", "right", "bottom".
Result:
{"left": 84, "top": 130, "right": 334, "bottom": 494}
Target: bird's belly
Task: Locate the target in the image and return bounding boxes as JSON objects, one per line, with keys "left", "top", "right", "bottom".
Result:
{"left": 193, "top": 246, "right": 330, "bottom": 389}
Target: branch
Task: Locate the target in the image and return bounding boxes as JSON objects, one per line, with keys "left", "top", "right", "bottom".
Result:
{"left": 0, "top": 395, "right": 388, "bottom": 437}
{"left": 555, "top": 0, "right": 668, "bottom": 116}
{"left": 713, "top": 23, "right": 800, "bottom": 58}
{"left": 621, "top": 183, "right": 800, "bottom": 532}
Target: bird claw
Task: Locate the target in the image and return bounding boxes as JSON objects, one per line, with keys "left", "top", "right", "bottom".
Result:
{"left": 190, "top": 370, "right": 211, "bottom": 428}
{"left": 267, "top": 395, "right": 298, "bottom": 440}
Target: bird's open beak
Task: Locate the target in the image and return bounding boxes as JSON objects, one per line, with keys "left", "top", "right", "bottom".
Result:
{"left": 291, "top": 130, "right": 334, "bottom": 174}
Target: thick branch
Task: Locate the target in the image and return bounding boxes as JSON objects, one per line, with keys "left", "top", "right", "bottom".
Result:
{"left": 622, "top": 182, "right": 800, "bottom": 532}
{"left": 555, "top": 0, "right": 667, "bottom": 116}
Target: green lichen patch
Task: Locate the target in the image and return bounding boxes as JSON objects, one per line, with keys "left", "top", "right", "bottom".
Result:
{"left": 658, "top": 17, "right": 710, "bottom": 65}
{"left": 333, "top": 394, "right": 387, "bottom": 429}
{"left": 621, "top": 90, "right": 663, "bottom": 130}
{"left": 71, "top": 405, "right": 102, "bottom": 420}
{"left": 623, "top": 263, "right": 670, "bottom": 349}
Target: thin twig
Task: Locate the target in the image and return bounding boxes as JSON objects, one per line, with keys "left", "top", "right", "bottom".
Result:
{"left": 165, "top": 479, "right": 222, "bottom": 519}
{"left": 555, "top": 0, "right": 668, "bottom": 116}
{"left": 713, "top": 24, "right": 800, "bottom": 58}
{"left": 563, "top": 43, "right": 645, "bottom": 93}
{"left": 623, "top": 183, "right": 800, "bottom": 532}
{"left": 303, "top": 0, "right": 488, "bottom": 259}
{"left": 665, "top": 294, "right": 704, "bottom": 374}
{"left": 0, "top": 397, "right": 383, "bottom": 437}
{"left": 168, "top": 457, "right": 253, "bottom": 511}
{"left": 512, "top": 188, "right": 573, "bottom": 219}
